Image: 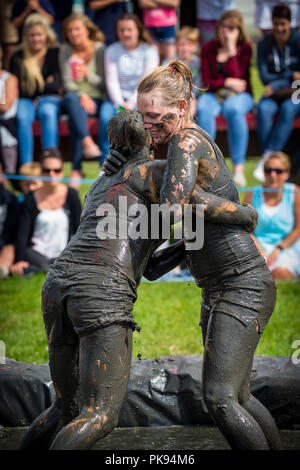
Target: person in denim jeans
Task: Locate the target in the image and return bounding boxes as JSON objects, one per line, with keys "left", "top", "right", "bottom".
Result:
{"left": 196, "top": 10, "right": 254, "bottom": 187}
{"left": 9, "top": 13, "right": 62, "bottom": 166}
{"left": 253, "top": 4, "right": 300, "bottom": 183}
{"left": 59, "top": 13, "right": 113, "bottom": 188}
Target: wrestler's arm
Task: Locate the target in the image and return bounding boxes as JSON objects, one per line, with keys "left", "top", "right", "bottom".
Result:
{"left": 143, "top": 239, "right": 185, "bottom": 281}
{"left": 105, "top": 146, "right": 257, "bottom": 232}
{"left": 159, "top": 129, "right": 257, "bottom": 230}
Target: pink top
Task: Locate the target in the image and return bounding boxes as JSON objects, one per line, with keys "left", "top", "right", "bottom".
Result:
{"left": 143, "top": 8, "right": 177, "bottom": 28}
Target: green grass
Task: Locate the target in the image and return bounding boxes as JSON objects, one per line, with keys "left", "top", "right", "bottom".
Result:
{"left": 1, "top": 160, "right": 299, "bottom": 364}
{"left": 0, "top": 273, "right": 299, "bottom": 364}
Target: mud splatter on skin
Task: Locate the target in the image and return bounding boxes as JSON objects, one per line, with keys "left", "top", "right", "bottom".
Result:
{"left": 24, "top": 111, "right": 262, "bottom": 451}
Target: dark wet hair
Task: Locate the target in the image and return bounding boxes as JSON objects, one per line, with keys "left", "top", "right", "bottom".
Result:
{"left": 107, "top": 110, "right": 150, "bottom": 156}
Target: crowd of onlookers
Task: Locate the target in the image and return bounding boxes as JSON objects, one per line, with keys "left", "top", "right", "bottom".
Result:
{"left": 0, "top": 0, "right": 299, "bottom": 282}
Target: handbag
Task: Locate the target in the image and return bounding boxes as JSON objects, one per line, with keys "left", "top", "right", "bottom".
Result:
{"left": 214, "top": 87, "right": 237, "bottom": 104}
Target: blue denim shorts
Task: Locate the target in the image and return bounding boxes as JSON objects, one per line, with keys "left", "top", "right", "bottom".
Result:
{"left": 148, "top": 25, "right": 176, "bottom": 43}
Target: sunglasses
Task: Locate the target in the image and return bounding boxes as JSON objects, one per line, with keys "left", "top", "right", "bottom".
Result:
{"left": 42, "top": 167, "right": 63, "bottom": 174}
{"left": 264, "top": 168, "right": 287, "bottom": 175}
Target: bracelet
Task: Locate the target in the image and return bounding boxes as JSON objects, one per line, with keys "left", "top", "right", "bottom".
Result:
{"left": 277, "top": 244, "right": 284, "bottom": 251}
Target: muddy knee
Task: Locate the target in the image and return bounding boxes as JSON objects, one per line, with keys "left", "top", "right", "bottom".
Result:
{"left": 203, "top": 383, "right": 236, "bottom": 416}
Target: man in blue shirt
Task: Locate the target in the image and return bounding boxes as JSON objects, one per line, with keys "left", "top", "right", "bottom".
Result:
{"left": 254, "top": 3, "right": 300, "bottom": 182}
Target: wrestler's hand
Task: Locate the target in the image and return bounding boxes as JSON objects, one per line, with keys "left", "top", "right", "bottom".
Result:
{"left": 243, "top": 204, "right": 258, "bottom": 233}
{"left": 102, "top": 148, "right": 129, "bottom": 175}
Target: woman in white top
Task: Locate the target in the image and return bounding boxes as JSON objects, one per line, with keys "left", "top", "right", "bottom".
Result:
{"left": 104, "top": 12, "right": 159, "bottom": 111}
{"left": 10, "top": 148, "right": 81, "bottom": 276}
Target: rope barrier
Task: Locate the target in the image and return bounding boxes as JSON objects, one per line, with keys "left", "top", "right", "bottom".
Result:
{"left": 1, "top": 173, "right": 299, "bottom": 192}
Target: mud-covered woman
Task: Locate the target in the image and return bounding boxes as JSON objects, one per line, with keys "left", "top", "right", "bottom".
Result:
{"left": 104, "top": 59, "right": 282, "bottom": 450}
{"left": 20, "top": 108, "right": 258, "bottom": 451}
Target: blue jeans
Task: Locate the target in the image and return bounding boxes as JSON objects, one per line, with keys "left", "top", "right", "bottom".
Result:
{"left": 196, "top": 92, "right": 254, "bottom": 166}
{"left": 257, "top": 96, "right": 300, "bottom": 152}
{"left": 61, "top": 93, "right": 115, "bottom": 170}
{"left": 16, "top": 96, "right": 61, "bottom": 164}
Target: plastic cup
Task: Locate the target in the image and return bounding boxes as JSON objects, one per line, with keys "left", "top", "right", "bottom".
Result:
{"left": 70, "top": 58, "right": 84, "bottom": 80}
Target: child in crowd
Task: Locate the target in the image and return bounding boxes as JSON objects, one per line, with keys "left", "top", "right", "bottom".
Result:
{"left": 163, "top": 26, "right": 201, "bottom": 117}
{"left": 138, "top": 0, "right": 180, "bottom": 63}
{"left": 18, "top": 161, "right": 43, "bottom": 202}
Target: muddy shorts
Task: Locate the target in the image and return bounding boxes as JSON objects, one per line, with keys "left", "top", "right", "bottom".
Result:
{"left": 199, "top": 264, "right": 277, "bottom": 340}
{"left": 42, "top": 261, "right": 138, "bottom": 346}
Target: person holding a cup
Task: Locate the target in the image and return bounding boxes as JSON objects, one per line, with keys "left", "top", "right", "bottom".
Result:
{"left": 59, "top": 12, "right": 114, "bottom": 187}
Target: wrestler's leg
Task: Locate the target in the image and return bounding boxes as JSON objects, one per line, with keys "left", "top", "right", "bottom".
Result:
{"left": 202, "top": 313, "right": 272, "bottom": 450}
{"left": 20, "top": 343, "right": 79, "bottom": 449}
{"left": 239, "top": 351, "right": 282, "bottom": 449}
{"left": 50, "top": 324, "right": 132, "bottom": 450}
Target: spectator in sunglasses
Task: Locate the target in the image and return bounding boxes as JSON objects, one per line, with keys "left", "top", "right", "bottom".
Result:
{"left": 10, "top": 148, "right": 81, "bottom": 276}
{"left": 244, "top": 151, "right": 300, "bottom": 280}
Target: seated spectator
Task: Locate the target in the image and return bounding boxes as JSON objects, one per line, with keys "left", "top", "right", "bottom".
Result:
{"left": 244, "top": 152, "right": 300, "bottom": 280}
{"left": 162, "top": 26, "right": 201, "bottom": 117}
{"left": 105, "top": 13, "right": 159, "bottom": 114}
{"left": 88, "top": 0, "right": 132, "bottom": 46}
{"left": 59, "top": 12, "right": 111, "bottom": 186}
{"left": 11, "top": 0, "right": 56, "bottom": 40}
{"left": 253, "top": 4, "right": 300, "bottom": 182}
{"left": 0, "top": 55, "right": 19, "bottom": 176}
{"left": 254, "top": 0, "right": 300, "bottom": 36}
{"left": 196, "top": 0, "right": 235, "bottom": 46}
{"left": 0, "top": 0, "right": 19, "bottom": 70}
{"left": 10, "top": 148, "right": 81, "bottom": 276}
{"left": 0, "top": 162, "right": 20, "bottom": 279}
{"left": 9, "top": 13, "right": 62, "bottom": 166}
{"left": 196, "top": 9, "right": 253, "bottom": 187}
{"left": 18, "top": 161, "right": 43, "bottom": 202}
{"left": 138, "top": 0, "right": 180, "bottom": 63}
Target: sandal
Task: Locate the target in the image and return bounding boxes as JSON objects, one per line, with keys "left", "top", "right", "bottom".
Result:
{"left": 83, "top": 144, "right": 101, "bottom": 160}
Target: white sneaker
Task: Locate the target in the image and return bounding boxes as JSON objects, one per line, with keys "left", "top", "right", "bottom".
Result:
{"left": 233, "top": 170, "right": 247, "bottom": 187}
{"left": 253, "top": 158, "right": 265, "bottom": 182}
{"left": 0, "top": 266, "right": 9, "bottom": 279}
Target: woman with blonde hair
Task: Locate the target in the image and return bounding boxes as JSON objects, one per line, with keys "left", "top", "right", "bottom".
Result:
{"left": 9, "top": 13, "right": 61, "bottom": 166}
{"left": 104, "top": 58, "right": 282, "bottom": 450}
{"left": 196, "top": 9, "right": 254, "bottom": 187}
{"left": 59, "top": 13, "right": 112, "bottom": 187}
{"left": 244, "top": 151, "right": 300, "bottom": 279}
